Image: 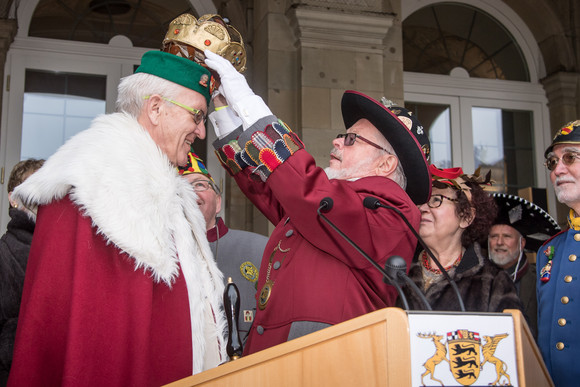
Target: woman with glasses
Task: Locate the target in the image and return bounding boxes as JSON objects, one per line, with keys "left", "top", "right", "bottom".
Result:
{"left": 401, "top": 165, "right": 522, "bottom": 312}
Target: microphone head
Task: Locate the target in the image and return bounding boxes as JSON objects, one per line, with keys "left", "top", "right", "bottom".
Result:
{"left": 386, "top": 255, "right": 407, "bottom": 273}
{"left": 363, "top": 196, "right": 380, "bottom": 209}
{"left": 383, "top": 255, "right": 407, "bottom": 285}
{"left": 319, "top": 197, "right": 334, "bottom": 213}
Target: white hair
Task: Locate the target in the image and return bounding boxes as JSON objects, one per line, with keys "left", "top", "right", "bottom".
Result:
{"left": 116, "top": 73, "right": 185, "bottom": 118}
{"left": 376, "top": 136, "right": 407, "bottom": 190}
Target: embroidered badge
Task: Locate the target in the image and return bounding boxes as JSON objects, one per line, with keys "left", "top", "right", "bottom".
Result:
{"left": 240, "top": 261, "right": 259, "bottom": 283}
{"left": 540, "top": 245, "right": 555, "bottom": 283}
{"left": 244, "top": 310, "right": 254, "bottom": 323}
{"left": 199, "top": 73, "right": 209, "bottom": 88}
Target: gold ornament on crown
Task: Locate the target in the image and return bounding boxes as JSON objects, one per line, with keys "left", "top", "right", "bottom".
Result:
{"left": 162, "top": 13, "right": 247, "bottom": 73}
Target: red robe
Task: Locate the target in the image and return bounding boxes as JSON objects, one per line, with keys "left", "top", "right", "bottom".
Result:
{"left": 8, "top": 196, "right": 194, "bottom": 386}
{"left": 235, "top": 150, "right": 420, "bottom": 354}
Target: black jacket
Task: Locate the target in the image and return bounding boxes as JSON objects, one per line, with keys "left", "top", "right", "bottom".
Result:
{"left": 0, "top": 208, "right": 35, "bottom": 386}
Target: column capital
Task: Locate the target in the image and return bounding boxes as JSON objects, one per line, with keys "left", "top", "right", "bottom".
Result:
{"left": 288, "top": 5, "right": 393, "bottom": 54}
{"left": 541, "top": 71, "right": 579, "bottom": 107}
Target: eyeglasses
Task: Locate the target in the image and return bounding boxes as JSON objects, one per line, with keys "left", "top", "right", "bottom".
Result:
{"left": 427, "top": 194, "right": 458, "bottom": 208}
{"left": 544, "top": 151, "right": 580, "bottom": 171}
{"left": 336, "top": 133, "right": 391, "bottom": 153}
{"left": 191, "top": 179, "right": 218, "bottom": 193}
{"left": 143, "top": 95, "right": 207, "bottom": 125}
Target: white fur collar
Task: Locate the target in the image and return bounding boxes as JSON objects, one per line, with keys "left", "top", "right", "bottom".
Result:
{"left": 13, "top": 112, "right": 227, "bottom": 373}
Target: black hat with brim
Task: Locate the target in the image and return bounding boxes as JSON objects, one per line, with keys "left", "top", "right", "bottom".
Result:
{"left": 492, "top": 193, "right": 561, "bottom": 252}
{"left": 341, "top": 90, "right": 431, "bottom": 204}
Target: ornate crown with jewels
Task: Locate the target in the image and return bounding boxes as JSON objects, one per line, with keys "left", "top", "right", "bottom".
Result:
{"left": 162, "top": 13, "right": 246, "bottom": 73}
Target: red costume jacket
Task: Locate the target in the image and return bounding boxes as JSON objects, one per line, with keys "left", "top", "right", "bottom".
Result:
{"left": 214, "top": 119, "right": 420, "bottom": 355}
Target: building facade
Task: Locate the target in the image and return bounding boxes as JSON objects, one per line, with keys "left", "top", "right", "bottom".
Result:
{"left": 0, "top": 0, "right": 577, "bottom": 235}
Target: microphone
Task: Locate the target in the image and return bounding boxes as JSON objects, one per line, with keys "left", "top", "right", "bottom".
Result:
{"left": 318, "top": 197, "right": 333, "bottom": 213}
{"left": 363, "top": 196, "right": 466, "bottom": 312}
{"left": 385, "top": 256, "right": 432, "bottom": 311}
{"left": 316, "top": 197, "right": 410, "bottom": 310}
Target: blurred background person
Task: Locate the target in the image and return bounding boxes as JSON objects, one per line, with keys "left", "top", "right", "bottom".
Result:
{"left": 179, "top": 151, "right": 267, "bottom": 347}
{"left": 489, "top": 193, "right": 560, "bottom": 338}
{"left": 403, "top": 165, "right": 522, "bottom": 312}
{"left": 0, "top": 159, "right": 44, "bottom": 386}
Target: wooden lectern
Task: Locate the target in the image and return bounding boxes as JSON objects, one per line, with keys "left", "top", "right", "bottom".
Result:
{"left": 165, "top": 308, "right": 552, "bottom": 387}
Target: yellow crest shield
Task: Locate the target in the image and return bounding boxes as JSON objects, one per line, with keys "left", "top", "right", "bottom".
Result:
{"left": 447, "top": 330, "right": 481, "bottom": 385}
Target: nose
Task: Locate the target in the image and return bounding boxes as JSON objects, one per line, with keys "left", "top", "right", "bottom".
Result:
{"left": 332, "top": 136, "right": 344, "bottom": 149}
{"left": 418, "top": 202, "right": 430, "bottom": 213}
{"left": 195, "top": 121, "right": 207, "bottom": 140}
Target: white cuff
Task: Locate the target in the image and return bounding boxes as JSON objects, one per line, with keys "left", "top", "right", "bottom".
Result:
{"left": 209, "top": 106, "right": 243, "bottom": 139}
{"left": 231, "top": 95, "right": 273, "bottom": 130}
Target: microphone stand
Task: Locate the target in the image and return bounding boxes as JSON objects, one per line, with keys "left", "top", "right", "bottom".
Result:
{"left": 317, "top": 199, "right": 410, "bottom": 310}
{"left": 363, "top": 197, "right": 466, "bottom": 312}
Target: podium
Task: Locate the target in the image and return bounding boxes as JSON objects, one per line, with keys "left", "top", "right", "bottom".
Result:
{"left": 165, "top": 308, "right": 553, "bottom": 386}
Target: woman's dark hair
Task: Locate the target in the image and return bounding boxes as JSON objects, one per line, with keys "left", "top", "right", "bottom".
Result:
{"left": 453, "top": 183, "right": 498, "bottom": 246}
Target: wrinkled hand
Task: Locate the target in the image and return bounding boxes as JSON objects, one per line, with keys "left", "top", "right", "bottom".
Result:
{"left": 204, "top": 50, "right": 254, "bottom": 106}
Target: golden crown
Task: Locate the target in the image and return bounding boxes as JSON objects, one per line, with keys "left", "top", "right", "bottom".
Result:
{"left": 162, "top": 14, "right": 246, "bottom": 73}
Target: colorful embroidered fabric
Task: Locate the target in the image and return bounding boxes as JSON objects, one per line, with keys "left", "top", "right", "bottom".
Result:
{"left": 215, "top": 120, "right": 304, "bottom": 181}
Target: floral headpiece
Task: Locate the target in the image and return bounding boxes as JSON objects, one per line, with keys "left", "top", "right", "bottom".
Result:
{"left": 430, "top": 165, "right": 492, "bottom": 201}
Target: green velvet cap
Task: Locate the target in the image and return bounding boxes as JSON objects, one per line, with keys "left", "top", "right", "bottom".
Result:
{"left": 135, "top": 51, "right": 211, "bottom": 105}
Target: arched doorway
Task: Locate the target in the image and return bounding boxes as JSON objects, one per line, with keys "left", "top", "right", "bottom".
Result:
{"left": 402, "top": 0, "right": 554, "bottom": 214}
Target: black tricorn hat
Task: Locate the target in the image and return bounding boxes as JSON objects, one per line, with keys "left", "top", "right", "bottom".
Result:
{"left": 492, "top": 193, "right": 560, "bottom": 252}
{"left": 341, "top": 91, "right": 431, "bottom": 204}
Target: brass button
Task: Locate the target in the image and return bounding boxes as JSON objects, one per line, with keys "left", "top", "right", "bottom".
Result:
{"left": 556, "top": 342, "right": 565, "bottom": 350}
{"left": 575, "top": 234, "right": 580, "bottom": 241}
{"left": 562, "top": 296, "right": 570, "bottom": 304}
{"left": 558, "top": 318, "right": 567, "bottom": 326}
{"left": 570, "top": 255, "right": 577, "bottom": 262}
{"left": 565, "top": 275, "right": 573, "bottom": 283}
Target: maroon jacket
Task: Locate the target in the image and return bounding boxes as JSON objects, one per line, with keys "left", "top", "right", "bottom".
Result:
{"left": 216, "top": 123, "right": 420, "bottom": 355}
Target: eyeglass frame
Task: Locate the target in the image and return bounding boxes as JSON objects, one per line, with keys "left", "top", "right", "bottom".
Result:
{"left": 544, "top": 151, "right": 580, "bottom": 171}
{"left": 143, "top": 95, "right": 207, "bottom": 125}
{"left": 336, "top": 133, "right": 392, "bottom": 154}
{"left": 426, "top": 193, "right": 458, "bottom": 209}
{"left": 190, "top": 178, "right": 219, "bottom": 193}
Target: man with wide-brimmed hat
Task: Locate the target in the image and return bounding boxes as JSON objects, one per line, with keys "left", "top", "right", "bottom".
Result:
{"left": 8, "top": 51, "right": 227, "bottom": 386}
{"left": 489, "top": 193, "right": 560, "bottom": 338}
{"left": 537, "top": 119, "right": 580, "bottom": 386}
{"left": 203, "top": 50, "right": 431, "bottom": 355}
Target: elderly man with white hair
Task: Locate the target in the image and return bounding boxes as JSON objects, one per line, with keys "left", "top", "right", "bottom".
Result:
{"left": 8, "top": 51, "right": 226, "bottom": 387}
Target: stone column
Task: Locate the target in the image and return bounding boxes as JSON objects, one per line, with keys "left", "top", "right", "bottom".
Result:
{"left": 0, "top": 18, "right": 16, "bottom": 134}
{"left": 541, "top": 71, "right": 580, "bottom": 223}
{"left": 287, "top": 4, "right": 394, "bottom": 165}
{"left": 542, "top": 71, "right": 580, "bottom": 135}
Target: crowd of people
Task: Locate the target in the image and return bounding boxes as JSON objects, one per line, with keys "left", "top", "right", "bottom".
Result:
{"left": 0, "top": 12, "right": 576, "bottom": 387}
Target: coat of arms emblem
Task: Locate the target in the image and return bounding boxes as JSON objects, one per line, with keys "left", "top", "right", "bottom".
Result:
{"left": 418, "top": 330, "right": 511, "bottom": 386}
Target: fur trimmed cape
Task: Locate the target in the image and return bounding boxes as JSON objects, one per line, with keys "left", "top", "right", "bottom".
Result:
{"left": 11, "top": 112, "right": 226, "bottom": 376}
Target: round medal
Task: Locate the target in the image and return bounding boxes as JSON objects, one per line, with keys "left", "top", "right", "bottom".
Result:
{"left": 258, "top": 280, "right": 273, "bottom": 310}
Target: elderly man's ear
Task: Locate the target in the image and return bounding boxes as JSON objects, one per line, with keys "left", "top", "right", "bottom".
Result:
{"left": 142, "top": 94, "right": 164, "bottom": 125}
{"left": 377, "top": 153, "right": 399, "bottom": 177}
